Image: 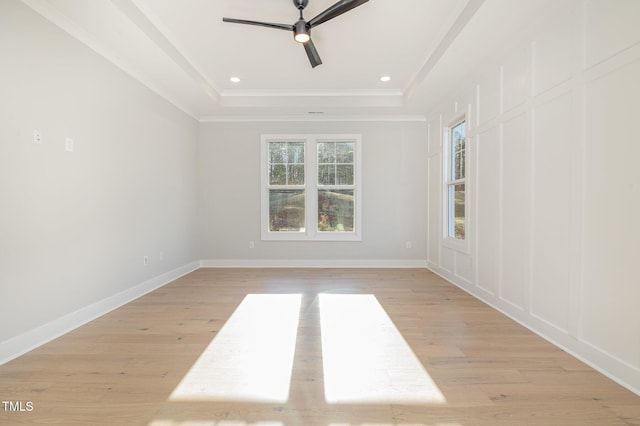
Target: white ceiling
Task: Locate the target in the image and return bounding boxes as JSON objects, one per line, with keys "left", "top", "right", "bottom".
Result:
{"left": 21, "top": 0, "right": 557, "bottom": 120}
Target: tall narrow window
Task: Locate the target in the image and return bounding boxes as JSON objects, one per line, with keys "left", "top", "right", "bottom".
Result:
{"left": 262, "top": 135, "right": 361, "bottom": 241}
{"left": 446, "top": 120, "right": 466, "bottom": 240}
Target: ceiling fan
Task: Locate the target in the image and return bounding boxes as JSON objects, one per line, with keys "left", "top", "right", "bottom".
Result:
{"left": 222, "top": 0, "right": 369, "bottom": 68}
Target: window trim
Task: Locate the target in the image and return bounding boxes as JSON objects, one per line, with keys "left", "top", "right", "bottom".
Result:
{"left": 261, "top": 134, "right": 362, "bottom": 242}
{"left": 443, "top": 117, "right": 468, "bottom": 251}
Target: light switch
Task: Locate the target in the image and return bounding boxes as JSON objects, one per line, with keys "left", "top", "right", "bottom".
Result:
{"left": 33, "top": 130, "right": 42, "bottom": 144}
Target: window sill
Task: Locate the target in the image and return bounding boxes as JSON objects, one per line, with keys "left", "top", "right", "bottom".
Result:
{"left": 442, "top": 236, "right": 469, "bottom": 254}
{"left": 261, "top": 232, "right": 362, "bottom": 242}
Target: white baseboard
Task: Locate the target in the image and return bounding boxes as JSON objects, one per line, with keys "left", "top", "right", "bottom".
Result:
{"left": 200, "top": 259, "right": 428, "bottom": 268}
{"left": 0, "top": 261, "right": 200, "bottom": 366}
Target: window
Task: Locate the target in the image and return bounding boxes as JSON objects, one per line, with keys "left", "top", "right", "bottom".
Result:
{"left": 445, "top": 120, "right": 466, "bottom": 240}
{"left": 261, "top": 135, "right": 361, "bottom": 241}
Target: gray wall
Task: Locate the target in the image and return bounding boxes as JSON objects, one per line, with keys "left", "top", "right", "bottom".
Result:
{"left": 0, "top": 2, "right": 200, "bottom": 347}
{"left": 198, "top": 120, "right": 428, "bottom": 266}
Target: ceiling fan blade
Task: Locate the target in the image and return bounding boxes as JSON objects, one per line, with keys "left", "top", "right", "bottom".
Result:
{"left": 308, "top": 0, "right": 369, "bottom": 28}
{"left": 222, "top": 17, "right": 293, "bottom": 31}
{"left": 303, "top": 38, "right": 322, "bottom": 68}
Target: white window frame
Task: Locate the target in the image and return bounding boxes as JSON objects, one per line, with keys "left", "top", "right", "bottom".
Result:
{"left": 261, "top": 134, "right": 362, "bottom": 241}
{"left": 443, "top": 117, "right": 468, "bottom": 251}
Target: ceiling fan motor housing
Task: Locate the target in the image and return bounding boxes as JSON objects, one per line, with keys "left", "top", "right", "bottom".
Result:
{"left": 294, "top": 0, "right": 309, "bottom": 10}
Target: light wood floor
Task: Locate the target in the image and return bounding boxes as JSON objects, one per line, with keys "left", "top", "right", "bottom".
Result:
{"left": 1, "top": 268, "right": 638, "bottom": 425}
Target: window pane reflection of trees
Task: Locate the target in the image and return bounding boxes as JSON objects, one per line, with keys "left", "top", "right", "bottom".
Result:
{"left": 318, "top": 190, "right": 354, "bottom": 232}
{"left": 269, "top": 142, "right": 305, "bottom": 185}
{"left": 269, "top": 190, "right": 305, "bottom": 232}
{"left": 452, "top": 184, "right": 465, "bottom": 239}
{"left": 318, "top": 142, "right": 354, "bottom": 186}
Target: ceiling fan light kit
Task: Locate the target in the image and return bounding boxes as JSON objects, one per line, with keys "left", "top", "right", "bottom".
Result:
{"left": 294, "top": 19, "right": 310, "bottom": 43}
{"left": 223, "top": 0, "right": 369, "bottom": 68}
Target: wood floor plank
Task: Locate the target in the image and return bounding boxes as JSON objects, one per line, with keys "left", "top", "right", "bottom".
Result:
{"left": 1, "top": 268, "right": 638, "bottom": 425}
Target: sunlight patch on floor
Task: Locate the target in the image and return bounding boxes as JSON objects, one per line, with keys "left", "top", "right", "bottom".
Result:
{"left": 169, "top": 294, "right": 302, "bottom": 403}
{"left": 319, "top": 294, "right": 446, "bottom": 405}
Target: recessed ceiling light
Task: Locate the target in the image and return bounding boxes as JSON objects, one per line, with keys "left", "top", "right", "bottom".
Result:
{"left": 380, "top": 75, "right": 391, "bottom": 82}
{"left": 230, "top": 76, "right": 241, "bottom": 83}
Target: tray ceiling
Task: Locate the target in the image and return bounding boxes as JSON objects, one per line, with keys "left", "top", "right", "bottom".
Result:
{"left": 21, "top": 0, "right": 556, "bottom": 120}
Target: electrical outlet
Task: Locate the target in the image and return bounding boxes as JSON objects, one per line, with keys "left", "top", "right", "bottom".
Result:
{"left": 405, "top": 241, "right": 412, "bottom": 249}
{"left": 159, "top": 251, "right": 164, "bottom": 261}
{"left": 65, "top": 137, "right": 74, "bottom": 152}
{"left": 33, "top": 130, "right": 42, "bottom": 144}
{"left": 249, "top": 241, "right": 255, "bottom": 249}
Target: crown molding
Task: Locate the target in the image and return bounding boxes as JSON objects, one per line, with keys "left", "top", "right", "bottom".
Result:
{"left": 220, "top": 89, "right": 405, "bottom": 108}
{"left": 404, "top": 0, "right": 486, "bottom": 100}
{"left": 21, "top": 0, "right": 202, "bottom": 119}
{"left": 199, "top": 114, "right": 426, "bottom": 123}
